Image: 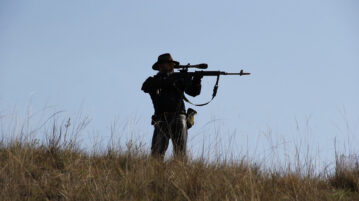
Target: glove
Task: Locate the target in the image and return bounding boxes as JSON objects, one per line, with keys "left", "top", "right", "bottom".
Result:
{"left": 193, "top": 72, "right": 204, "bottom": 80}
{"left": 192, "top": 73, "right": 203, "bottom": 85}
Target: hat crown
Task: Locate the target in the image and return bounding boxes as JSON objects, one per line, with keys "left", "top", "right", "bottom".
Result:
{"left": 152, "top": 53, "right": 178, "bottom": 70}
{"left": 157, "top": 53, "right": 173, "bottom": 62}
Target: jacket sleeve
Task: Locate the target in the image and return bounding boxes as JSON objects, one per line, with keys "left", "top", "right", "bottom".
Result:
{"left": 141, "top": 76, "right": 161, "bottom": 93}
{"left": 184, "top": 76, "right": 202, "bottom": 97}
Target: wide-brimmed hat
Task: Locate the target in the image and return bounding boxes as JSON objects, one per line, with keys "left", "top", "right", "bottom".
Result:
{"left": 152, "top": 53, "right": 179, "bottom": 70}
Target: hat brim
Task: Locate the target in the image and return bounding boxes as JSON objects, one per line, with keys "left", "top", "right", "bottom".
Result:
{"left": 152, "top": 60, "right": 179, "bottom": 70}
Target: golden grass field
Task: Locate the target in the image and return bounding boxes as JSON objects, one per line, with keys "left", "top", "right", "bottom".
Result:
{"left": 0, "top": 117, "right": 358, "bottom": 201}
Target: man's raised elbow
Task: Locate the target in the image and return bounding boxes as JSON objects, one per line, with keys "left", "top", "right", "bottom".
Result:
{"left": 141, "top": 83, "right": 150, "bottom": 93}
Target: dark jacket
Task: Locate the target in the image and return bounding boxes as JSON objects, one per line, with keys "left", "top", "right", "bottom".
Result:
{"left": 141, "top": 72, "right": 202, "bottom": 115}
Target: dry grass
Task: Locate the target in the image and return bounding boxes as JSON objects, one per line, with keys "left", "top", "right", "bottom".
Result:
{"left": 0, "top": 118, "right": 358, "bottom": 201}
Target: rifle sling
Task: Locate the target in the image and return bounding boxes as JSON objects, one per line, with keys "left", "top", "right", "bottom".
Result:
{"left": 183, "top": 75, "right": 220, "bottom": 107}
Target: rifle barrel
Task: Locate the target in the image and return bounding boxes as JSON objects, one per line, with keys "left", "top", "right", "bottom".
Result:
{"left": 172, "top": 70, "right": 250, "bottom": 77}
{"left": 223, "top": 73, "right": 241, "bottom": 75}
{"left": 224, "top": 72, "right": 251, "bottom": 76}
{"left": 202, "top": 71, "right": 251, "bottom": 76}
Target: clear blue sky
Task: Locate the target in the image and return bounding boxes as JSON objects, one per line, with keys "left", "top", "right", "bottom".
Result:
{"left": 1, "top": 0, "right": 358, "bottom": 168}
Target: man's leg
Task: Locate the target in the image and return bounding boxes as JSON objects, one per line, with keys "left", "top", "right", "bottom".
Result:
{"left": 171, "top": 114, "right": 188, "bottom": 158}
{"left": 151, "top": 122, "right": 169, "bottom": 160}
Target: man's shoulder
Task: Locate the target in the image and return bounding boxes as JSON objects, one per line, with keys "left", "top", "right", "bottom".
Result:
{"left": 144, "top": 73, "right": 158, "bottom": 79}
{"left": 143, "top": 73, "right": 161, "bottom": 84}
{"left": 151, "top": 72, "right": 169, "bottom": 79}
{"left": 142, "top": 72, "right": 171, "bottom": 86}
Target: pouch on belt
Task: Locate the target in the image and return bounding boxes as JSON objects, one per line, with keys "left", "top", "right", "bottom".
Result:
{"left": 186, "top": 108, "right": 197, "bottom": 129}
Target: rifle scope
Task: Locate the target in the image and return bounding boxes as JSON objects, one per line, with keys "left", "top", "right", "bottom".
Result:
{"left": 174, "top": 63, "right": 208, "bottom": 69}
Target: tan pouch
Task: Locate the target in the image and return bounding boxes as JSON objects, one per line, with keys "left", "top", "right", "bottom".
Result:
{"left": 186, "top": 108, "right": 197, "bottom": 129}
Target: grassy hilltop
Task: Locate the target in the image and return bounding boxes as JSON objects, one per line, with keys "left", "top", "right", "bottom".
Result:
{"left": 0, "top": 119, "right": 358, "bottom": 201}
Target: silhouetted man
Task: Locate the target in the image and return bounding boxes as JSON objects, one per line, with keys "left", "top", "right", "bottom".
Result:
{"left": 141, "top": 53, "right": 202, "bottom": 160}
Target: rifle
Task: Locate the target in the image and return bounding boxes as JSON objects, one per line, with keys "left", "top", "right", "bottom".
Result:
{"left": 171, "top": 63, "right": 250, "bottom": 106}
